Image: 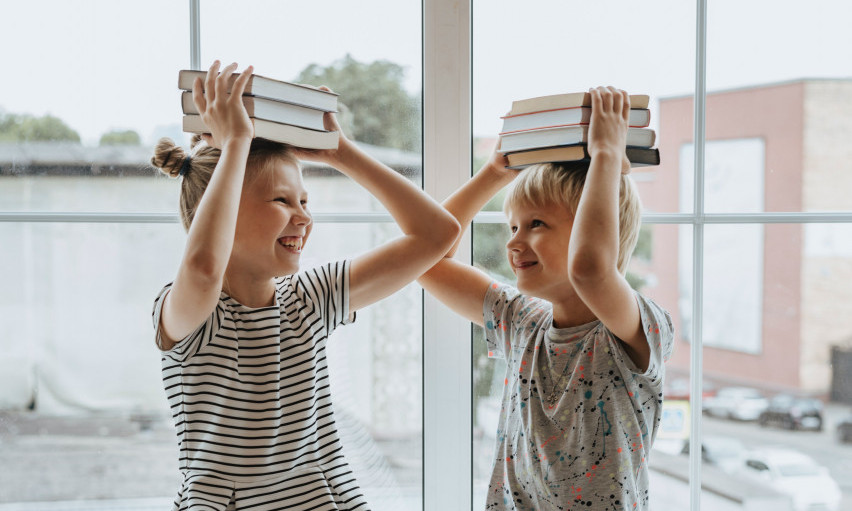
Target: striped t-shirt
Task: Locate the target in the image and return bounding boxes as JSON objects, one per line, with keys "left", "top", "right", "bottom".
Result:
{"left": 152, "top": 261, "right": 369, "bottom": 511}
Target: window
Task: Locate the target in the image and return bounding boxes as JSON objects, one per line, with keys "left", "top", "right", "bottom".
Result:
{"left": 471, "top": 1, "right": 852, "bottom": 510}
{"left": 2, "top": 1, "right": 851, "bottom": 510}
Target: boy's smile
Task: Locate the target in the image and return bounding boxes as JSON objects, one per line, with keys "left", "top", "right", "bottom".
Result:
{"left": 506, "top": 201, "right": 575, "bottom": 302}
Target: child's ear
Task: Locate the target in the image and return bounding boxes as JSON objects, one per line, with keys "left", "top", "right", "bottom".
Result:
{"left": 621, "top": 152, "right": 631, "bottom": 174}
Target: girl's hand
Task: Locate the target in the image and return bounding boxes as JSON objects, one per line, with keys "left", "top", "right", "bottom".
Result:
{"left": 192, "top": 61, "right": 255, "bottom": 149}
{"left": 588, "top": 86, "right": 631, "bottom": 174}
{"left": 290, "top": 86, "right": 351, "bottom": 165}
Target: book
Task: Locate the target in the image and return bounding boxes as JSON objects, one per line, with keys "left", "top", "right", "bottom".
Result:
{"left": 499, "top": 125, "right": 656, "bottom": 153}
{"left": 506, "top": 145, "right": 661, "bottom": 170}
{"left": 509, "top": 92, "right": 650, "bottom": 116}
{"left": 181, "top": 91, "right": 325, "bottom": 131}
{"left": 501, "top": 106, "right": 651, "bottom": 133}
{"left": 182, "top": 114, "right": 339, "bottom": 150}
{"left": 178, "top": 70, "right": 339, "bottom": 112}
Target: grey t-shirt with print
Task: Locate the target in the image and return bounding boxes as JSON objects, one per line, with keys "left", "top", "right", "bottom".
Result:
{"left": 482, "top": 282, "right": 674, "bottom": 511}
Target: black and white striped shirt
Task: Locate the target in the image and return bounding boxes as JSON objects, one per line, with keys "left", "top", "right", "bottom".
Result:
{"left": 152, "top": 261, "right": 369, "bottom": 511}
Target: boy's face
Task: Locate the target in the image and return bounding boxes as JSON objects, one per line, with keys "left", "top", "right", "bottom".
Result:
{"left": 505, "top": 201, "right": 574, "bottom": 301}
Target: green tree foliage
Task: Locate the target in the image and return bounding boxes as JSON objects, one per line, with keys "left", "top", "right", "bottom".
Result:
{"left": 99, "top": 129, "right": 141, "bottom": 146}
{"left": 0, "top": 112, "right": 80, "bottom": 143}
{"left": 295, "top": 54, "right": 420, "bottom": 152}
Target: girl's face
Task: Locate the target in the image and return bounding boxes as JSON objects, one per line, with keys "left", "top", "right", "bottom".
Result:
{"left": 231, "top": 159, "right": 312, "bottom": 278}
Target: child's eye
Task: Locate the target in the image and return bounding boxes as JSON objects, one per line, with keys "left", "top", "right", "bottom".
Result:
{"left": 530, "top": 219, "right": 544, "bottom": 228}
{"left": 274, "top": 198, "right": 288, "bottom": 204}
{"left": 510, "top": 225, "right": 518, "bottom": 233}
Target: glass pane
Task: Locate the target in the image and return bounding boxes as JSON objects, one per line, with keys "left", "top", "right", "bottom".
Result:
{"left": 473, "top": 0, "right": 694, "bottom": 213}
{"left": 0, "top": 222, "right": 421, "bottom": 510}
{"left": 201, "top": 0, "right": 422, "bottom": 215}
{"left": 670, "top": 224, "right": 852, "bottom": 510}
{"left": 0, "top": 1, "right": 188, "bottom": 214}
{"left": 703, "top": 0, "right": 852, "bottom": 213}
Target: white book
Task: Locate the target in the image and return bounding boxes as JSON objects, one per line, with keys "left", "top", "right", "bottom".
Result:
{"left": 501, "top": 107, "right": 651, "bottom": 133}
{"left": 499, "top": 125, "right": 656, "bottom": 153}
{"left": 182, "top": 92, "right": 326, "bottom": 131}
{"left": 182, "top": 115, "right": 339, "bottom": 150}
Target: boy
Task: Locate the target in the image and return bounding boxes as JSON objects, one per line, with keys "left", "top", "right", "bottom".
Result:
{"left": 419, "top": 87, "right": 674, "bottom": 510}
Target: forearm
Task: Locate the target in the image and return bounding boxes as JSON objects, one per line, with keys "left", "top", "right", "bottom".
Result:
{"left": 568, "top": 153, "right": 621, "bottom": 277}
{"left": 330, "top": 140, "right": 458, "bottom": 241}
{"left": 441, "top": 164, "right": 516, "bottom": 257}
{"left": 182, "top": 138, "right": 251, "bottom": 280}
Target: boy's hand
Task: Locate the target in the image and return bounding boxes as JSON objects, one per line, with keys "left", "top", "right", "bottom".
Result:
{"left": 290, "top": 86, "right": 352, "bottom": 165}
{"left": 588, "top": 86, "right": 631, "bottom": 174}
{"left": 482, "top": 141, "right": 518, "bottom": 178}
{"left": 193, "top": 61, "right": 255, "bottom": 149}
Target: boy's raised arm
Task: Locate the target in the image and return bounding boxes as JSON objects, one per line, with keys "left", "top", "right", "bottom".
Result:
{"left": 417, "top": 150, "right": 518, "bottom": 326}
{"left": 567, "top": 86, "right": 648, "bottom": 369}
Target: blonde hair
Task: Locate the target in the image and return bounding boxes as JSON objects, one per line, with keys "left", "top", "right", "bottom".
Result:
{"left": 151, "top": 136, "right": 300, "bottom": 231}
{"left": 503, "top": 163, "right": 642, "bottom": 274}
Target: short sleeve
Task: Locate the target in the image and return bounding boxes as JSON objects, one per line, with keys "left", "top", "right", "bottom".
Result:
{"left": 617, "top": 292, "right": 675, "bottom": 378}
{"left": 482, "top": 281, "right": 548, "bottom": 360}
{"left": 151, "top": 283, "right": 225, "bottom": 362}
{"left": 293, "top": 260, "right": 355, "bottom": 336}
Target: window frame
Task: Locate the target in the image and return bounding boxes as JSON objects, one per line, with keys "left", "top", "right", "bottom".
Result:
{"left": 2, "top": 1, "right": 852, "bottom": 510}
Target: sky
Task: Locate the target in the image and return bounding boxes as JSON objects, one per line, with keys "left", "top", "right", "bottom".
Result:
{"left": 1, "top": 0, "right": 851, "bottom": 145}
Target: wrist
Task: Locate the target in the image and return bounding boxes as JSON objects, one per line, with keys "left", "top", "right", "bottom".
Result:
{"left": 479, "top": 160, "right": 515, "bottom": 183}
{"left": 220, "top": 136, "right": 252, "bottom": 153}
{"left": 589, "top": 149, "right": 621, "bottom": 170}
{"left": 324, "top": 136, "right": 357, "bottom": 167}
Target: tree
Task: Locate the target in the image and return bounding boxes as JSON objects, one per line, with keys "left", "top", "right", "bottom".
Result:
{"left": 295, "top": 54, "right": 420, "bottom": 152}
{"left": 0, "top": 112, "right": 80, "bottom": 143}
{"left": 99, "top": 129, "right": 141, "bottom": 146}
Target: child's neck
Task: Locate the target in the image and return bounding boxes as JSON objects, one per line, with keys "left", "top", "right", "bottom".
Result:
{"left": 550, "top": 295, "right": 598, "bottom": 329}
{"left": 222, "top": 270, "right": 277, "bottom": 308}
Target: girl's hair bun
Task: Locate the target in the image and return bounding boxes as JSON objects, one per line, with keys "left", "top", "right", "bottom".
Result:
{"left": 151, "top": 138, "right": 187, "bottom": 178}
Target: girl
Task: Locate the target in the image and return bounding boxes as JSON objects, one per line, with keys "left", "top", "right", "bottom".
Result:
{"left": 150, "top": 61, "right": 459, "bottom": 511}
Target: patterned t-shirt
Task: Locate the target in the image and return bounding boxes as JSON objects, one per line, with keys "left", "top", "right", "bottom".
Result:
{"left": 482, "top": 282, "right": 674, "bottom": 511}
{"left": 152, "top": 261, "right": 369, "bottom": 511}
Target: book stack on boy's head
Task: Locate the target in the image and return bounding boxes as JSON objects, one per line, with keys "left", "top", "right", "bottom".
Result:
{"left": 498, "top": 92, "right": 660, "bottom": 170}
{"left": 177, "top": 70, "right": 340, "bottom": 150}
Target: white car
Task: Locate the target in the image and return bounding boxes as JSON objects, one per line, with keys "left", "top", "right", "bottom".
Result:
{"left": 737, "top": 448, "right": 841, "bottom": 511}
{"left": 702, "top": 386, "right": 769, "bottom": 421}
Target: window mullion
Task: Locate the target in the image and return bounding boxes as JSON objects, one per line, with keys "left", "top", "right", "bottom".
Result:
{"left": 423, "top": 0, "right": 473, "bottom": 508}
{"left": 690, "top": 0, "right": 708, "bottom": 509}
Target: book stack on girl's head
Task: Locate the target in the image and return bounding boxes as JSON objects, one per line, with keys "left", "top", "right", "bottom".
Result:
{"left": 177, "top": 69, "right": 340, "bottom": 149}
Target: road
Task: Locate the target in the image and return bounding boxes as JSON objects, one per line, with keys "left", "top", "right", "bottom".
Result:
{"left": 702, "top": 405, "right": 852, "bottom": 509}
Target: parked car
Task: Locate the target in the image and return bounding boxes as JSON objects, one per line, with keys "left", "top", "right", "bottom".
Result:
{"left": 758, "top": 394, "right": 823, "bottom": 431}
{"left": 737, "top": 448, "right": 841, "bottom": 511}
{"left": 663, "top": 376, "right": 716, "bottom": 401}
{"left": 702, "top": 386, "right": 769, "bottom": 421}
{"left": 680, "top": 435, "right": 746, "bottom": 474}
{"left": 837, "top": 411, "right": 852, "bottom": 444}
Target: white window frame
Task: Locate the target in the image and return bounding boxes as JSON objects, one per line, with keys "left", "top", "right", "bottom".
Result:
{"left": 2, "top": 1, "right": 851, "bottom": 510}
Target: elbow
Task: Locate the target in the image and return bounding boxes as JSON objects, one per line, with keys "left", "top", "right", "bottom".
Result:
{"left": 183, "top": 250, "right": 226, "bottom": 286}
{"left": 435, "top": 215, "right": 462, "bottom": 252}
{"left": 567, "top": 249, "right": 611, "bottom": 288}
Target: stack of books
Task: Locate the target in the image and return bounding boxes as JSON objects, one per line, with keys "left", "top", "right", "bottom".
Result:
{"left": 178, "top": 70, "right": 340, "bottom": 150}
{"left": 498, "top": 92, "right": 660, "bottom": 170}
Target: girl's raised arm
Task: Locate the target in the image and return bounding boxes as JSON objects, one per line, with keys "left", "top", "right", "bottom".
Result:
{"left": 158, "top": 62, "right": 254, "bottom": 350}
{"left": 294, "top": 107, "right": 460, "bottom": 312}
